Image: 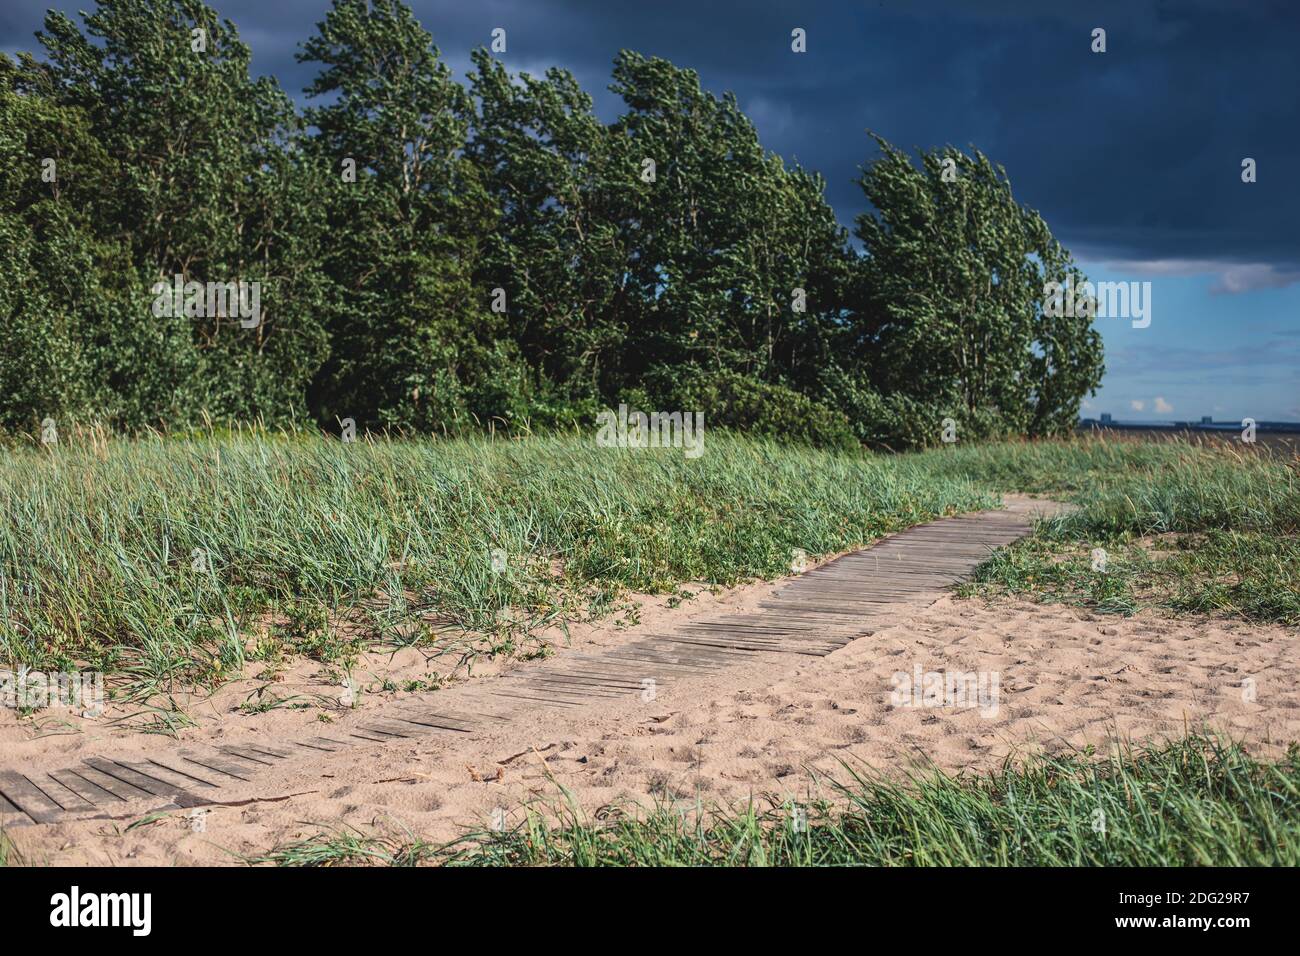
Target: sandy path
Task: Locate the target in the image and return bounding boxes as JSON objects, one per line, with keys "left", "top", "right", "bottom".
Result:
{"left": 3, "top": 498, "right": 1295, "bottom": 864}
{"left": 5, "top": 591, "right": 1296, "bottom": 865}
{"left": 2, "top": 503, "right": 1043, "bottom": 829}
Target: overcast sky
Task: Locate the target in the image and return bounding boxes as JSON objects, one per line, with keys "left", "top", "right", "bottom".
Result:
{"left": 5, "top": 0, "right": 1297, "bottom": 420}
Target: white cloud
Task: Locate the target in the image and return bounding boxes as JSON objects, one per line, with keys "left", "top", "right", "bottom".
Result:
{"left": 1093, "top": 258, "right": 1300, "bottom": 294}
{"left": 1154, "top": 396, "right": 1173, "bottom": 414}
{"left": 1130, "top": 400, "right": 1146, "bottom": 412}
{"left": 1211, "top": 264, "right": 1300, "bottom": 294}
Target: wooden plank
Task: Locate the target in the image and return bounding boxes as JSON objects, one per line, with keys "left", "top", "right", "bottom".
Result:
{"left": 507, "top": 670, "right": 649, "bottom": 689}
{"left": 503, "top": 681, "right": 603, "bottom": 702}
{"left": 386, "top": 715, "right": 476, "bottom": 734}
{"left": 0, "top": 788, "right": 26, "bottom": 822}
{"left": 507, "top": 677, "right": 630, "bottom": 699}
{"left": 594, "top": 651, "right": 724, "bottom": 670}
{"left": 0, "top": 771, "right": 64, "bottom": 823}
{"left": 217, "top": 745, "right": 281, "bottom": 767}
{"left": 648, "top": 636, "right": 788, "bottom": 655}
{"left": 36, "top": 774, "right": 99, "bottom": 813}
{"left": 638, "top": 637, "right": 748, "bottom": 659}
{"left": 291, "top": 739, "right": 340, "bottom": 753}
{"left": 179, "top": 751, "right": 255, "bottom": 782}
{"left": 235, "top": 743, "right": 297, "bottom": 759}
{"left": 50, "top": 768, "right": 126, "bottom": 806}
{"left": 82, "top": 760, "right": 176, "bottom": 798}
{"left": 532, "top": 667, "right": 675, "bottom": 686}
{"left": 83, "top": 757, "right": 209, "bottom": 807}
{"left": 354, "top": 722, "right": 416, "bottom": 738}
{"left": 490, "top": 690, "right": 584, "bottom": 707}
{"left": 82, "top": 760, "right": 205, "bottom": 802}
{"left": 389, "top": 711, "right": 479, "bottom": 731}
{"left": 140, "top": 758, "right": 223, "bottom": 790}
{"left": 69, "top": 766, "right": 154, "bottom": 803}
{"left": 348, "top": 728, "right": 401, "bottom": 742}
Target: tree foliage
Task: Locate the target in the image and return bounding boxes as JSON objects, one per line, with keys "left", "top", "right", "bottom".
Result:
{"left": 0, "top": 0, "right": 1103, "bottom": 447}
{"left": 299, "top": 0, "right": 499, "bottom": 432}
{"left": 848, "top": 136, "right": 1103, "bottom": 443}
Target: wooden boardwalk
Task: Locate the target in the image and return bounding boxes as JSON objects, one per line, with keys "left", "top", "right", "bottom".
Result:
{"left": 0, "top": 506, "right": 1042, "bottom": 827}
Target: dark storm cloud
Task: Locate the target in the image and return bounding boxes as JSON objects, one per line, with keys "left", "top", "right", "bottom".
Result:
{"left": 4, "top": 0, "right": 1297, "bottom": 271}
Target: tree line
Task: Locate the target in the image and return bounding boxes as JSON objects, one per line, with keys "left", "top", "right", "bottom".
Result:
{"left": 0, "top": 0, "right": 1103, "bottom": 449}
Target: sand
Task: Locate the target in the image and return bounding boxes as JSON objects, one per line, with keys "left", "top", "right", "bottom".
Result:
{"left": 3, "top": 579, "right": 1296, "bottom": 865}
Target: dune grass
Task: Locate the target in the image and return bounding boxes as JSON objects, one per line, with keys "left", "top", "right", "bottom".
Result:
{"left": 965, "top": 531, "right": 1300, "bottom": 624}
{"left": 249, "top": 736, "right": 1300, "bottom": 867}
{"left": 0, "top": 427, "right": 993, "bottom": 691}
{"left": 945, "top": 437, "right": 1300, "bottom": 623}
{"left": 6, "top": 432, "right": 1295, "bottom": 866}
{"left": 2, "top": 429, "right": 1294, "bottom": 694}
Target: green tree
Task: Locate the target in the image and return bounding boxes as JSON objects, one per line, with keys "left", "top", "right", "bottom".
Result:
{"left": 0, "top": 66, "right": 113, "bottom": 429}
{"left": 848, "top": 135, "right": 1103, "bottom": 443}
{"left": 0, "top": 1, "right": 1103, "bottom": 449}
{"left": 603, "top": 52, "right": 853, "bottom": 418}
{"left": 299, "top": 0, "right": 498, "bottom": 432}
{"left": 466, "top": 49, "right": 627, "bottom": 421}
{"left": 19, "top": 0, "right": 329, "bottom": 426}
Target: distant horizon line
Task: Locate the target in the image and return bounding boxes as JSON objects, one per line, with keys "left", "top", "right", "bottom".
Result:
{"left": 1078, "top": 416, "right": 1300, "bottom": 433}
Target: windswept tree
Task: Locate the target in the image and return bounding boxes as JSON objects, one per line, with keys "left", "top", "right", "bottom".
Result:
{"left": 603, "top": 52, "right": 853, "bottom": 430}
{"left": 847, "top": 135, "right": 1103, "bottom": 444}
{"left": 0, "top": 0, "right": 1103, "bottom": 448}
{"left": 0, "top": 61, "right": 122, "bottom": 429}
{"left": 466, "top": 49, "right": 627, "bottom": 421}
{"left": 465, "top": 47, "right": 856, "bottom": 440}
{"left": 299, "top": 0, "right": 498, "bottom": 432}
{"left": 26, "top": 0, "right": 330, "bottom": 425}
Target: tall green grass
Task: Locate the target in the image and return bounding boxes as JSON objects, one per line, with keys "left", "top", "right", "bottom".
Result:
{"left": 0, "top": 428, "right": 992, "bottom": 687}
{"left": 942, "top": 437, "right": 1300, "bottom": 622}
{"left": 4, "top": 430, "right": 1294, "bottom": 688}
{"left": 251, "top": 737, "right": 1300, "bottom": 867}
{"left": 917, "top": 435, "right": 1299, "bottom": 535}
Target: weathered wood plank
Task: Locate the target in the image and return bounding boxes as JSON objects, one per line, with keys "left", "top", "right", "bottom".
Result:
{"left": 83, "top": 758, "right": 210, "bottom": 808}
{"left": 0, "top": 771, "right": 65, "bottom": 823}
{"left": 67, "top": 765, "right": 153, "bottom": 803}
{"left": 179, "top": 751, "right": 256, "bottom": 782}
{"left": 51, "top": 769, "right": 126, "bottom": 806}
{"left": 35, "top": 774, "right": 99, "bottom": 813}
